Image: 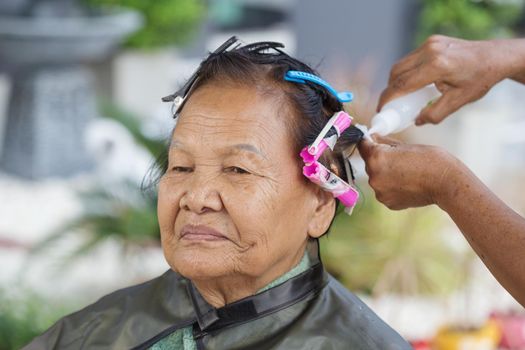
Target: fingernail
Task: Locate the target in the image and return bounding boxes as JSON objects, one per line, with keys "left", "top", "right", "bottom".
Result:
{"left": 415, "top": 119, "right": 423, "bottom": 126}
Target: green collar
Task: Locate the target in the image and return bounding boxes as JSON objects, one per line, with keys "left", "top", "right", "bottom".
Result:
{"left": 257, "top": 251, "right": 312, "bottom": 293}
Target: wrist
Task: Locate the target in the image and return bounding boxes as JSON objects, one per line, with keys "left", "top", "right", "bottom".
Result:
{"left": 427, "top": 148, "right": 463, "bottom": 210}
{"left": 489, "top": 39, "right": 525, "bottom": 82}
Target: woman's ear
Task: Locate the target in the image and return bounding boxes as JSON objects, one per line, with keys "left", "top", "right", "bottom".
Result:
{"left": 307, "top": 188, "right": 336, "bottom": 238}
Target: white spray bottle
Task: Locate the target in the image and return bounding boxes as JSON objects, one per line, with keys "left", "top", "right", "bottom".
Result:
{"left": 363, "top": 84, "right": 441, "bottom": 139}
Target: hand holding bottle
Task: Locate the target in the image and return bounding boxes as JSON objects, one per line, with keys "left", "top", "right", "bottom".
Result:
{"left": 377, "top": 35, "right": 525, "bottom": 125}
{"left": 359, "top": 35, "right": 525, "bottom": 307}
{"left": 367, "top": 84, "right": 441, "bottom": 137}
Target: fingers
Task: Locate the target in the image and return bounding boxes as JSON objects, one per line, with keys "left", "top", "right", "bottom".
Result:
{"left": 434, "top": 81, "right": 452, "bottom": 94}
{"left": 389, "top": 46, "right": 425, "bottom": 81}
{"left": 378, "top": 47, "right": 426, "bottom": 112}
{"left": 359, "top": 135, "right": 403, "bottom": 165}
{"left": 415, "top": 89, "right": 470, "bottom": 125}
{"left": 378, "top": 35, "right": 457, "bottom": 112}
{"left": 377, "top": 65, "right": 439, "bottom": 112}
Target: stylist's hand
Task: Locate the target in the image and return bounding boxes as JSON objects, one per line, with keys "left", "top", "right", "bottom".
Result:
{"left": 378, "top": 35, "right": 514, "bottom": 125}
{"left": 358, "top": 135, "right": 458, "bottom": 210}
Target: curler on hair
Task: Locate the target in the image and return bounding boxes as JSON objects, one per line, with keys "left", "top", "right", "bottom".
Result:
{"left": 299, "top": 111, "right": 360, "bottom": 215}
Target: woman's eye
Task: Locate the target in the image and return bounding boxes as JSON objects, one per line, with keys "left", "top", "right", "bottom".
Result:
{"left": 225, "top": 166, "right": 249, "bottom": 175}
{"left": 171, "top": 166, "right": 193, "bottom": 173}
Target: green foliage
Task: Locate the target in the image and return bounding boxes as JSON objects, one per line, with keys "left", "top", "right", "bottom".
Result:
{"left": 416, "top": 0, "right": 524, "bottom": 44}
{"left": 31, "top": 181, "right": 161, "bottom": 262}
{"left": 0, "top": 290, "right": 78, "bottom": 350}
{"left": 85, "top": 0, "right": 206, "bottom": 49}
{"left": 321, "top": 189, "right": 464, "bottom": 296}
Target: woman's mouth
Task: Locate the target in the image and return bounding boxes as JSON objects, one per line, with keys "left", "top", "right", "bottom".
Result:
{"left": 180, "top": 224, "right": 228, "bottom": 241}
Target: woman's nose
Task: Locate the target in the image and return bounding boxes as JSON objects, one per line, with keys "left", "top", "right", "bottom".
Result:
{"left": 179, "top": 173, "right": 223, "bottom": 214}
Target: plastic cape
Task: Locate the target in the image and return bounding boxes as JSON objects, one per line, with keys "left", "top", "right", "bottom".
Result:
{"left": 24, "top": 240, "right": 411, "bottom": 350}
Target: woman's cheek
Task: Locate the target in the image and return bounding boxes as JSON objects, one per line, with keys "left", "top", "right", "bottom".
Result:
{"left": 157, "top": 176, "right": 183, "bottom": 234}
{"left": 224, "top": 178, "right": 278, "bottom": 228}
{"left": 226, "top": 174, "right": 272, "bottom": 199}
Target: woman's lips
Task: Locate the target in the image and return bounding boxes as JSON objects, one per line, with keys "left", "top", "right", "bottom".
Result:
{"left": 180, "top": 224, "right": 228, "bottom": 241}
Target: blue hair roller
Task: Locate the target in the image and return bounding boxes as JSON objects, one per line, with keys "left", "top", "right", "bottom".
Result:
{"left": 284, "top": 70, "right": 353, "bottom": 103}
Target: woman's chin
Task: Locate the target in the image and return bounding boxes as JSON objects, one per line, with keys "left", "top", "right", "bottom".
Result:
{"left": 165, "top": 247, "right": 236, "bottom": 281}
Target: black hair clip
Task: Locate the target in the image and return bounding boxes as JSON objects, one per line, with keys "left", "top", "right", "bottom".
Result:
{"left": 239, "top": 41, "right": 285, "bottom": 53}
{"left": 161, "top": 36, "right": 241, "bottom": 118}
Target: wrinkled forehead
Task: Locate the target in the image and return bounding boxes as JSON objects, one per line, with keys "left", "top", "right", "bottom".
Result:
{"left": 172, "top": 82, "right": 295, "bottom": 155}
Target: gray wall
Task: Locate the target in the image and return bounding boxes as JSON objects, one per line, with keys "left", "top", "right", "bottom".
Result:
{"left": 293, "top": 0, "right": 418, "bottom": 90}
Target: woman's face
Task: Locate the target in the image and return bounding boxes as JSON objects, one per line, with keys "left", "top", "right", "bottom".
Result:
{"left": 157, "top": 81, "right": 334, "bottom": 285}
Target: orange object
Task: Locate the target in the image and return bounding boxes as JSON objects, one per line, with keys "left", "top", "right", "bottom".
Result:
{"left": 433, "top": 320, "right": 501, "bottom": 350}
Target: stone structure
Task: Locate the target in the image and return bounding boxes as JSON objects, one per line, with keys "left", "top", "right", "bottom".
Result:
{"left": 0, "top": 0, "right": 141, "bottom": 179}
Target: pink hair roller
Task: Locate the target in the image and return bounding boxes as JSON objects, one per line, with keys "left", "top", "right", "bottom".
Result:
{"left": 301, "top": 111, "right": 359, "bottom": 215}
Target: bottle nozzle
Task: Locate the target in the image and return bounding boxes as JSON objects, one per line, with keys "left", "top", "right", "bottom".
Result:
{"left": 368, "top": 109, "right": 401, "bottom": 137}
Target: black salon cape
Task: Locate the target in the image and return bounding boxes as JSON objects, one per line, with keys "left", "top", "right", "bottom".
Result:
{"left": 24, "top": 244, "right": 411, "bottom": 350}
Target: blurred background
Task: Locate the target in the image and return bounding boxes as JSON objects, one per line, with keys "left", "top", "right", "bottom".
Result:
{"left": 1, "top": 0, "right": 525, "bottom": 349}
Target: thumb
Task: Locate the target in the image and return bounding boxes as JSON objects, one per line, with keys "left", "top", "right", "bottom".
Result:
{"left": 357, "top": 138, "right": 376, "bottom": 160}
{"left": 415, "top": 89, "right": 468, "bottom": 125}
{"left": 372, "top": 134, "right": 403, "bottom": 147}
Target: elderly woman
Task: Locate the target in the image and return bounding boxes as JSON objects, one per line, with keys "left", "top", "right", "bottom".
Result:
{"left": 25, "top": 38, "right": 410, "bottom": 350}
